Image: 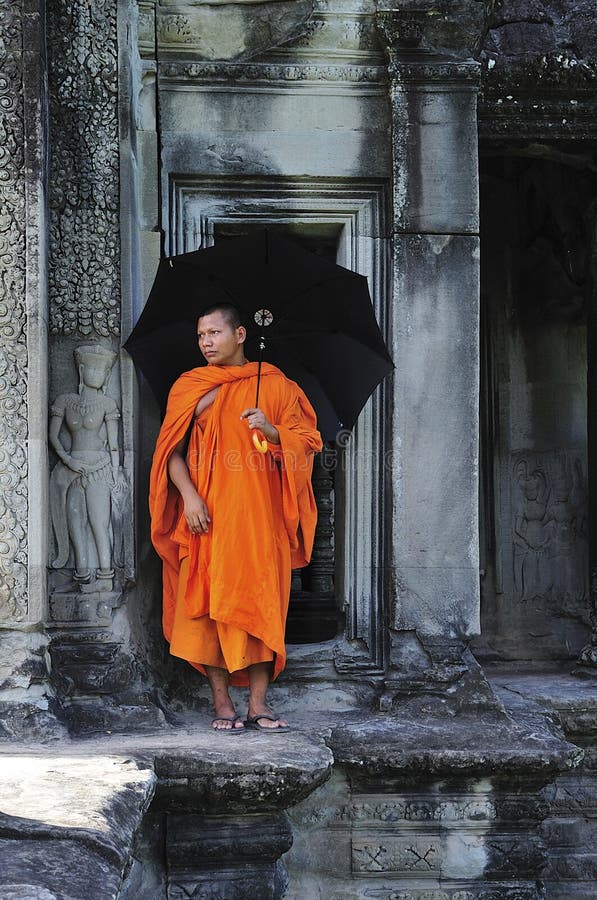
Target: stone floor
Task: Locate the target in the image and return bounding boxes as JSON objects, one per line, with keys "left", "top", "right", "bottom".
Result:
{"left": 0, "top": 667, "right": 595, "bottom": 899}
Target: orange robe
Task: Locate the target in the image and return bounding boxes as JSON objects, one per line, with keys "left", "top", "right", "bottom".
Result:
{"left": 149, "top": 362, "right": 322, "bottom": 686}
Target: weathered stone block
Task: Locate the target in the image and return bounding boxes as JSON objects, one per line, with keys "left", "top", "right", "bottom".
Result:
{"left": 154, "top": 731, "right": 333, "bottom": 814}
{"left": 390, "top": 84, "right": 480, "bottom": 233}
{"left": 387, "top": 234, "right": 480, "bottom": 638}
{"left": 167, "top": 812, "right": 292, "bottom": 899}
{"left": 155, "top": 1, "right": 313, "bottom": 62}
{"left": 0, "top": 754, "right": 156, "bottom": 899}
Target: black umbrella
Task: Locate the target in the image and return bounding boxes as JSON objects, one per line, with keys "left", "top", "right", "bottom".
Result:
{"left": 124, "top": 231, "right": 393, "bottom": 440}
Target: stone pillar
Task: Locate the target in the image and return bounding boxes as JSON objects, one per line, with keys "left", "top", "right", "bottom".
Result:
{"left": 43, "top": 0, "right": 159, "bottom": 733}
{"left": 376, "top": 5, "right": 488, "bottom": 704}
{"left": 0, "top": 2, "right": 63, "bottom": 738}
{"left": 580, "top": 215, "right": 597, "bottom": 666}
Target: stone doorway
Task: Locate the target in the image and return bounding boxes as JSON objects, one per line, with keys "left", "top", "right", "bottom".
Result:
{"left": 150, "top": 177, "right": 390, "bottom": 677}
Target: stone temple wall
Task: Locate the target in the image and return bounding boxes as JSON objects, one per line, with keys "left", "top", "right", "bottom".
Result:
{"left": 0, "top": 2, "right": 597, "bottom": 899}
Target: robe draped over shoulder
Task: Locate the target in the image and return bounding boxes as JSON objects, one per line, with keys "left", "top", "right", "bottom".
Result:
{"left": 149, "top": 362, "right": 322, "bottom": 683}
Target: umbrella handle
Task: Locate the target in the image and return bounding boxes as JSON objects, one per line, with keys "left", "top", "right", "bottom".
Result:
{"left": 252, "top": 429, "right": 268, "bottom": 454}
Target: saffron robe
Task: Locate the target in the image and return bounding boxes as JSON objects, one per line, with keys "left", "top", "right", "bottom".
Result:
{"left": 149, "top": 362, "right": 322, "bottom": 685}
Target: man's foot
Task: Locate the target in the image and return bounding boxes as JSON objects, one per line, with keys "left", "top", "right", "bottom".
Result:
{"left": 245, "top": 705, "right": 289, "bottom": 732}
{"left": 211, "top": 713, "right": 245, "bottom": 733}
{"left": 206, "top": 666, "right": 243, "bottom": 732}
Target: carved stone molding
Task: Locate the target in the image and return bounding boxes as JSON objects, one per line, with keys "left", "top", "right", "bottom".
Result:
{"left": 159, "top": 60, "right": 386, "bottom": 85}
{"left": 390, "top": 58, "right": 481, "bottom": 85}
{"left": 166, "top": 813, "right": 292, "bottom": 899}
{"left": 145, "top": 0, "right": 314, "bottom": 62}
{"left": 0, "top": 2, "right": 28, "bottom": 623}
{"left": 47, "top": 0, "right": 120, "bottom": 337}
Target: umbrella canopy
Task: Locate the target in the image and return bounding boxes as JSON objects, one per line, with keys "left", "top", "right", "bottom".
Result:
{"left": 124, "top": 231, "right": 393, "bottom": 440}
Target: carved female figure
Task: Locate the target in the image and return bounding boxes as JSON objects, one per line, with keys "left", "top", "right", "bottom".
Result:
{"left": 49, "top": 345, "right": 122, "bottom": 587}
{"left": 513, "top": 460, "right": 550, "bottom": 602}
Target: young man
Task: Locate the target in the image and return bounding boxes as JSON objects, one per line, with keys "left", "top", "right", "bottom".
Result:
{"left": 149, "top": 304, "right": 322, "bottom": 732}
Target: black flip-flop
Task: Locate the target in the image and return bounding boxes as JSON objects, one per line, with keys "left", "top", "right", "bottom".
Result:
{"left": 245, "top": 714, "right": 290, "bottom": 733}
{"left": 211, "top": 714, "right": 245, "bottom": 734}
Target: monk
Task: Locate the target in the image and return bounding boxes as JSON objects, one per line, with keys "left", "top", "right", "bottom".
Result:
{"left": 149, "top": 303, "right": 322, "bottom": 732}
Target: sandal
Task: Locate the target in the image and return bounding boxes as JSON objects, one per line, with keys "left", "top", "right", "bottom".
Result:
{"left": 245, "top": 714, "right": 290, "bottom": 734}
{"left": 211, "top": 714, "right": 245, "bottom": 734}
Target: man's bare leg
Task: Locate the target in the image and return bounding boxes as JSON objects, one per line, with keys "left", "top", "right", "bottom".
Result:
{"left": 205, "top": 665, "right": 244, "bottom": 731}
{"left": 247, "top": 661, "right": 288, "bottom": 729}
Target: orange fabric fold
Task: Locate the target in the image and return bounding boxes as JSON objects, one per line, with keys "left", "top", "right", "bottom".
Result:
{"left": 170, "top": 557, "right": 275, "bottom": 673}
{"left": 149, "top": 362, "right": 322, "bottom": 685}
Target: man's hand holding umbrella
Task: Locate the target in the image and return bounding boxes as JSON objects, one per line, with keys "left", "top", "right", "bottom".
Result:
{"left": 240, "top": 407, "right": 279, "bottom": 451}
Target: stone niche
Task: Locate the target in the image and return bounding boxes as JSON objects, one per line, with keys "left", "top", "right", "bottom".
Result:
{"left": 478, "top": 155, "right": 596, "bottom": 662}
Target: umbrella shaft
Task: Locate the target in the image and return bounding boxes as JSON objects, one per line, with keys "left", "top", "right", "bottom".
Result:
{"left": 255, "top": 357, "right": 262, "bottom": 407}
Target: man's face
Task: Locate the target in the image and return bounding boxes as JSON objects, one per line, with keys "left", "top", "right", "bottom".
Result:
{"left": 197, "top": 310, "right": 246, "bottom": 366}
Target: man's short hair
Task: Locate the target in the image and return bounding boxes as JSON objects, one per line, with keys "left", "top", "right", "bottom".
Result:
{"left": 198, "top": 303, "right": 243, "bottom": 330}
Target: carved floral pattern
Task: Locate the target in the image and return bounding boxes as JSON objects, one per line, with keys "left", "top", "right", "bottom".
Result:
{"left": 0, "top": 2, "right": 28, "bottom": 622}
{"left": 47, "top": 0, "right": 120, "bottom": 337}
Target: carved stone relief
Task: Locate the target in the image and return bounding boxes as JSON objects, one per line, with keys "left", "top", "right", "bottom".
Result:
{"left": 49, "top": 344, "right": 128, "bottom": 604}
{"left": 511, "top": 452, "right": 588, "bottom": 609}
{"left": 0, "top": 2, "right": 28, "bottom": 623}
{"left": 47, "top": 0, "right": 121, "bottom": 337}
{"left": 352, "top": 837, "right": 439, "bottom": 874}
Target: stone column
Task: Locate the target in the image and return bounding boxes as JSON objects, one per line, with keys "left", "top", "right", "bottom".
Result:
{"left": 0, "top": 1, "right": 62, "bottom": 738}
{"left": 43, "top": 0, "right": 159, "bottom": 733}
{"left": 376, "top": 5, "right": 488, "bottom": 705}
{"left": 580, "top": 216, "right": 597, "bottom": 666}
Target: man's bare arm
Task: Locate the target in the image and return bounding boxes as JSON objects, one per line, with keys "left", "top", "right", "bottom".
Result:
{"left": 168, "top": 440, "right": 211, "bottom": 533}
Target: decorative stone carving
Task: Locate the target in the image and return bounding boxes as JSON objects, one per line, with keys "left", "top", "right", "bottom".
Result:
{"left": 49, "top": 345, "right": 127, "bottom": 594}
{"left": 47, "top": 0, "right": 120, "bottom": 337}
{"left": 159, "top": 60, "right": 386, "bottom": 85}
{"left": 0, "top": 2, "right": 28, "bottom": 623}
{"left": 511, "top": 452, "right": 588, "bottom": 608}
{"left": 158, "top": 14, "right": 193, "bottom": 45}
{"left": 352, "top": 837, "right": 439, "bottom": 873}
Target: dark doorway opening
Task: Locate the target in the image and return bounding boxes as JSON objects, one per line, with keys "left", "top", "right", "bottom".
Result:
{"left": 213, "top": 221, "right": 343, "bottom": 644}
{"left": 477, "top": 151, "right": 597, "bottom": 662}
